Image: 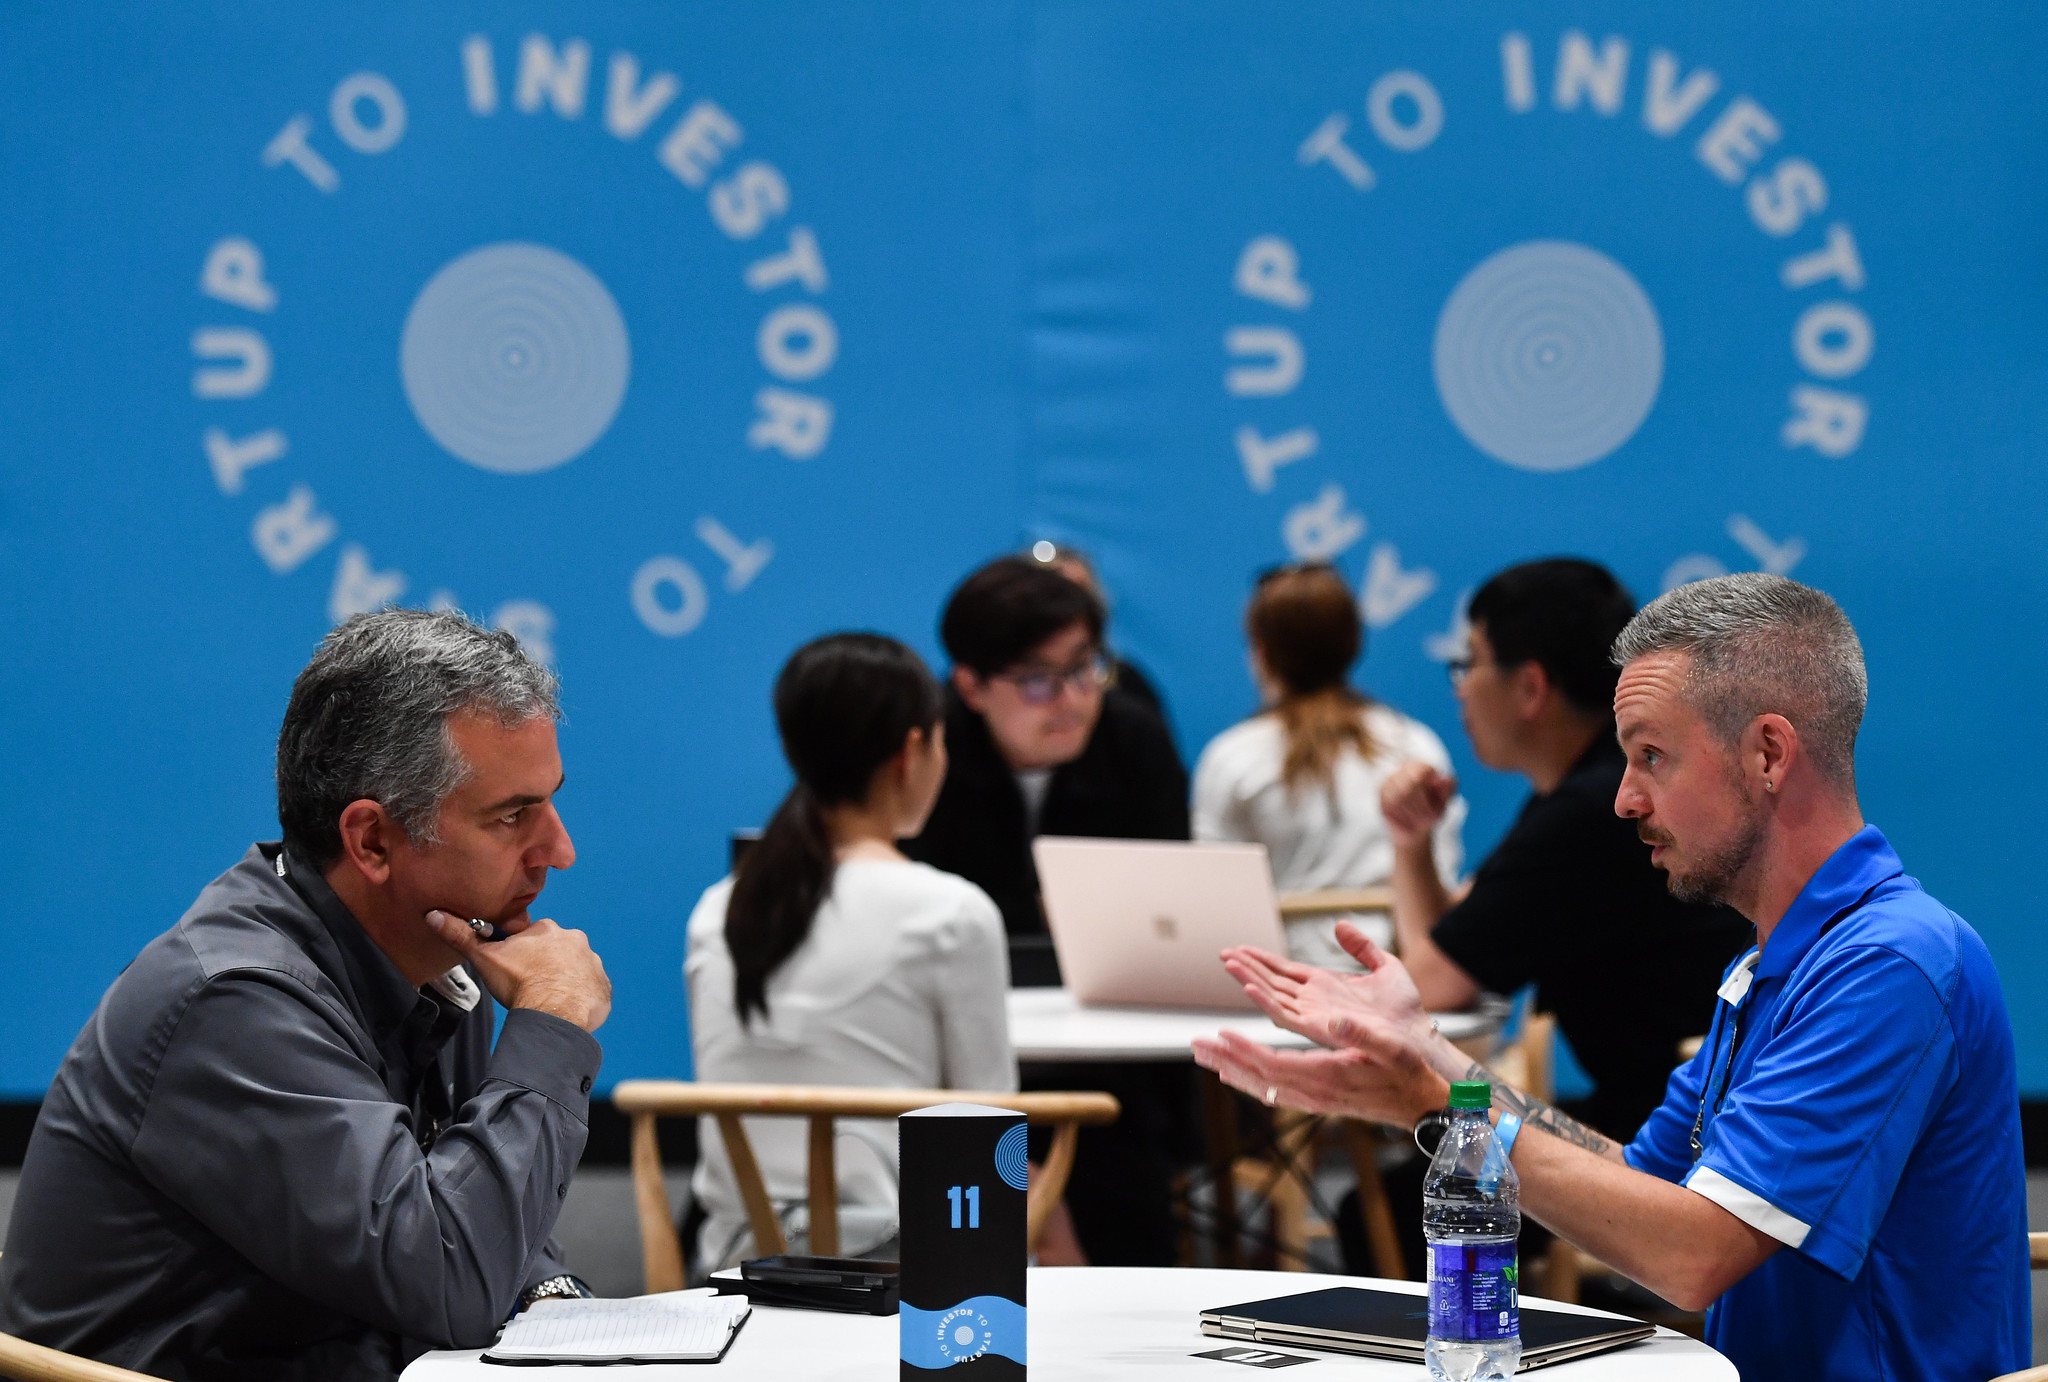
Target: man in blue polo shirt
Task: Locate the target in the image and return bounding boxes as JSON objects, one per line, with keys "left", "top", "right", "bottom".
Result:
{"left": 1193, "top": 573, "right": 2028, "bottom": 1382}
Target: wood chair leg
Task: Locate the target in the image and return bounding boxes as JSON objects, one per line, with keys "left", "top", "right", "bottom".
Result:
{"left": 1538, "top": 1240, "right": 1582, "bottom": 1304}
{"left": 630, "top": 1112, "right": 686, "bottom": 1294}
{"left": 1199, "top": 1069, "right": 1244, "bottom": 1267}
{"left": 1340, "top": 1121, "right": 1407, "bottom": 1280}
{"left": 717, "top": 1112, "right": 787, "bottom": 1257}
{"left": 1271, "top": 1111, "right": 1322, "bottom": 1272}
{"left": 1026, "top": 1121, "right": 1079, "bottom": 1250}
{"left": 806, "top": 1115, "right": 839, "bottom": 1257}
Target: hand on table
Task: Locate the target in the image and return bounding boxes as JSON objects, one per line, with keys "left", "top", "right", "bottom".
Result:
{"left": 1379, "top": 761, "right": 1456, "bottom": 851}
{"left": 1220, "top": 921, "right": 1432, "bottom": 1052}
{"left": 427, "top": 910, "right": 613, "bottom": 1032}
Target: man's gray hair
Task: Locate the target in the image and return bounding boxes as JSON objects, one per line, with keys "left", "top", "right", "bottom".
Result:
{"left": 276, "top": 609, "right": 560, "bottom": 866}
{"left": 1611, "top": 572, "right": 1866, "bottom": 789}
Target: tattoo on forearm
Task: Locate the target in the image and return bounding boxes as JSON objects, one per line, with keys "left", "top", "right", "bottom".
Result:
{"left": 1460, "top": 1061, "right": 1613, "bottom": 1156}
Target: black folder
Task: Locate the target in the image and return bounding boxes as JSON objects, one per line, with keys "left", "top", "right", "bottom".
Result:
{"left": 1199, "top": 1286, "right": 1656, "bottom": 1371}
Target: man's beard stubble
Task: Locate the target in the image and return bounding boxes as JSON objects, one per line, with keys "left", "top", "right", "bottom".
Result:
{"left": 1642, "top": 802, "right": 1766, "bottom": 907}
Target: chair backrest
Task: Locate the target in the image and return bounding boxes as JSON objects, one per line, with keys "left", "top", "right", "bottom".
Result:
{"left": 0, "top": 1332, "right": 165, "bottom": 1382}
{"left": 1486, "top": 1004, "right": 1555, "bottom": 1106}
{"left": 611, "top": 1081, "right": 1120, "bottom": 1292}
{"left": 1274, "top": 887, "right": 1393, "bottom": 920}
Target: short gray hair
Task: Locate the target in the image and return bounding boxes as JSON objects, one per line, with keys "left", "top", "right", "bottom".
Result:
{"left": 276, "top": 609, "right": 560, "bottom": 866}
{"left": 1611, "top": 572, "right": 1866, "bottom": 789}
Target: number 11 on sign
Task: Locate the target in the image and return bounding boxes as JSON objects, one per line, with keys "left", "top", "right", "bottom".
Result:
{"left": 947, "top": 1184, "right": 981, "bottom": 1228}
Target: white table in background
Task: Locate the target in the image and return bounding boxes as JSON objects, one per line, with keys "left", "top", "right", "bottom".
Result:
{"left": 1005, "top": 989, "right": 1500, "bottom": 1275}
{"left": 401, "top": 1267, "right": 1734, "bottom": 1380}
{"left": 1006, "top": 987, "right": 1496, "bottom": 1062}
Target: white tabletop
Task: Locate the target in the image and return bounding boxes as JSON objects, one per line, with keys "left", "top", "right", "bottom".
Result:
{"left": 1008, "top": 987, "right": 1496, "bottom": 1063}
{"left": 401, "top": 1267, "right": 1732, "bottom": 1380}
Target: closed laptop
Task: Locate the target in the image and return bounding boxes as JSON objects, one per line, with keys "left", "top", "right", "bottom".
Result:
{"left": 1199, "top": 1286, "right": 1656, "bottom": 1370}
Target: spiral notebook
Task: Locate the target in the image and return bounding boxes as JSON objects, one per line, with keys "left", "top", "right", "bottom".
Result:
{"left": 482, "top": 1291, "right": 751, "bottom": 1365}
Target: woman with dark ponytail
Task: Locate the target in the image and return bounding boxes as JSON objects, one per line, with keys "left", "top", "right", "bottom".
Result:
{"left": 1192, "top": 564, "right": 1467, "bottom": 969}
{"left": 685, "top": 633, "right": 1016, "bottom": 1269}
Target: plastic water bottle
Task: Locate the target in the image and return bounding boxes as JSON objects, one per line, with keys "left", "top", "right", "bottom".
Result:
{"left": 1423, "top": 1080, "right": 1522, "bottom": 1380}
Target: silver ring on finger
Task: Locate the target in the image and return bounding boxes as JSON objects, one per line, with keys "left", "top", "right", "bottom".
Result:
{"left": 1263, "top": 1085, "right": 1278, "bottom": 1107}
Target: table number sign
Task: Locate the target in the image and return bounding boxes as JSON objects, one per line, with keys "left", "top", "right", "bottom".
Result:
{"left": 899, "top": 1104, "right": 1028, "bottom": 1378}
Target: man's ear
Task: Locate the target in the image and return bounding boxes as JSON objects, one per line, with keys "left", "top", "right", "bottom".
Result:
{"left": 1509, "top": 658, "right": 1552, "bottom": 721}
{"left": 952, "top": 666, "right": 990, "bottom": 715}
{"left": 334, "top": 799, "right": 398, "bottom": 886}
{"left": 1749, "top": 714, "right": 1799, "bottom": 793}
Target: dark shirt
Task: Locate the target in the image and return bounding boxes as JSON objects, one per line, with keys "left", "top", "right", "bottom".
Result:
{"left": 0, "top": 844, "right": 601, "bottom": 1382}
{"left": 1431, "top": 738, "right": 1754, "bottom": 1141}
{"left": 905, "top": 687, "right": 1189, "bottom": 936}
{"left": 1108, "top": 654, "right": 1167, "bottom": 726}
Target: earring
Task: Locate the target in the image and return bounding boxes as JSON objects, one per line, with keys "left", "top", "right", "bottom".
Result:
{"left": 1764, "top": 780, "right": 1775, "bottom": 792}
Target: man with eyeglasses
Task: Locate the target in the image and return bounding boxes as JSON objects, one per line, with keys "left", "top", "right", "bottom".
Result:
{"left": 906, "top": 554, "right": 1191, "bottom": 1267}
{"left": 907, "top": 554, "right": 1188, "bottom": 941}
{"left": 1380, "top": 559, "right": 1751, "bottom": 1148}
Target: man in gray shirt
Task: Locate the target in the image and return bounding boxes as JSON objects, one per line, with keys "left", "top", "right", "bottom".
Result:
{"left": 0, "top": 610, "right": 613, "bottom": 1380}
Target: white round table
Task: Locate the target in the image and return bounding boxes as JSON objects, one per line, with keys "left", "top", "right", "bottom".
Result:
{"left": 1007, "top": 987, "right": 1497, "bottom": 1062}
{"left": 399, "top": 1267, "right": 1734, "bottom": 1379}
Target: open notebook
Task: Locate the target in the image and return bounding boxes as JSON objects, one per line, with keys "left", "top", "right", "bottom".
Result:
{"left": 482, "top": 1291, "right": 752, "bottom": 1365}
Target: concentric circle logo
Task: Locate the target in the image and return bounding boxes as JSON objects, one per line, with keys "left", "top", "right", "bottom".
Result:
{"left": 1219, "top": 30, "right": 1880, "bottom": 618}
{"left": 993, "top": 1122, "right": 1030, "bottom": 1191}
{"left": 399, "top": 241, "right": 631, "bottom": 476}
{"left": 187, "top": 32, "right": 837, "bottom": 652}
{"left": 1432, "top": 239, "right": 1663, "bottom": 474}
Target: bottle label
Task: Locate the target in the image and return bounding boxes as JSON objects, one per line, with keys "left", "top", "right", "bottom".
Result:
{"left": 1427, "top": 1240, "right": 1520, "bottom": 1342}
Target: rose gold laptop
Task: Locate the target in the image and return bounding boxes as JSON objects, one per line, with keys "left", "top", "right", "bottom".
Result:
{"left": 1031, "top": 837, "right": 1286, "bottom": 1009}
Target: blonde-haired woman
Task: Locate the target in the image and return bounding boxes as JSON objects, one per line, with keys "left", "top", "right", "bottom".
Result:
{"left": 1192, "top": 564, "right": 1464, "bottom": 968}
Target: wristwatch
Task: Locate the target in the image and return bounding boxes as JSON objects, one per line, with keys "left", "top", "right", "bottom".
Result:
{"left": 1411, "top": 1109, "right": 1451, "bottom": 1157}
{"left": 520, "top": 1275, "right": 593, "bottom": 1310}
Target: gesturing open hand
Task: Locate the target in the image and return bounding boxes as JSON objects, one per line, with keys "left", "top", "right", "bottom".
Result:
{"left": 1190, "top": 1028, "right": 1446, "bottom": 1128}
{"left": 1219, "top": 921, "right": 1432, "bottom": 1053}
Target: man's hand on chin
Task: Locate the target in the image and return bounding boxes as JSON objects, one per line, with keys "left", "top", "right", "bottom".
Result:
{"left": 427, "top": 910, "right": 613, "bottom": 1033}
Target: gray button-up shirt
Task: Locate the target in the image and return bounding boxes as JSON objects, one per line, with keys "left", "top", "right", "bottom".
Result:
{"left": 0, "top": 843, "right": 602, "bottom": 1381}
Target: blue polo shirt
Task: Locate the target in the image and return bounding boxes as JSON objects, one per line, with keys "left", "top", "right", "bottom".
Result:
{"left": 1625, "top": 826, "right": 2027, "bottom": 1381}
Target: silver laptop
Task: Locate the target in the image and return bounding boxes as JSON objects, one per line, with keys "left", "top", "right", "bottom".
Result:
{"left": 1199, "top": 1286, "right": 1656, "bottom": 1370}
{"left": 1032, "top": 837, "right": 1286, "bottom": 1009}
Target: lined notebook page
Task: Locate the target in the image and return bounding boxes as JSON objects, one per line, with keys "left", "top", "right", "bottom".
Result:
{"left": 485, "top": 1292, "right": 751, "bottom": 1362}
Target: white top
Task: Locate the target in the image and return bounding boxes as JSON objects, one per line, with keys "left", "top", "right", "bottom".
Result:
{"left": 1192, "top": 705, "right": 1466, "bottom": 966}
{"left": 685, "top": 859, "right": 1016, "bottom": 1268}
{"left": 1015, "top": 767, "right": 1054, "bottom": 835}
{"left": 401, "top": 1267, "right": 1734, "bottom": 1380}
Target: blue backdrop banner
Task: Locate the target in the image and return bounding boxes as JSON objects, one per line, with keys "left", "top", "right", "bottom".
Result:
{"left": 4, "top": 2, "right": 2045, "bottom": 1096}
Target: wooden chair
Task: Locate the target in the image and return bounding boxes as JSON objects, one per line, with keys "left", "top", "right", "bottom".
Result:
{"left": 612, "top": 1081, "right": 1120, "bottom": 1292}
{"left": 1202, "top": 888, "right": 1405, "bottom": 1279}
{"left": 1484, "top": 1009, "right": 1595, "bottom": 1304}
{"left": 1275, "top": 887, "right": 1394, "bottom": 920}
{"left": 0, "top": 1333, "right": 164, "bottom": 1382}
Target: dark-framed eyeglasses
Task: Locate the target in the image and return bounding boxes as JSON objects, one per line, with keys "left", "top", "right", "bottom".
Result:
{"left": 997, "top": 653, "right": 1114, "bottom": 705}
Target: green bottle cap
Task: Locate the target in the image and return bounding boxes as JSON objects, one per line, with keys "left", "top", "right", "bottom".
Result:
{"left": 1447, "top": 1080, "right": 1493, "bottom": 1110}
